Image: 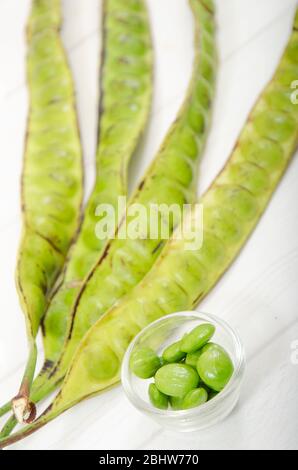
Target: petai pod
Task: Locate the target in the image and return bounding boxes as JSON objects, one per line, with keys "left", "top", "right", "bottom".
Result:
{"left": 9, "top": 0, "right": 83, "bottom": 422}
{"left": 27, "top": 0, "right": 217, "bottom": 400}
{"left": 0, "top": 0, "right": 153, "bottom": 423}
{"left": 0, "top": 5, "right": 296, "bottom": 448}
{"left": 39, "top": 0, "right": 153, "bottom": 377}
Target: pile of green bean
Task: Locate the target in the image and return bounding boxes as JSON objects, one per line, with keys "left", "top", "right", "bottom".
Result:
{"left": 0, "top": 0, "right": 297, "bottom": 449}
{"left": 130, "top": 323, "right": 234, "bottom": 410}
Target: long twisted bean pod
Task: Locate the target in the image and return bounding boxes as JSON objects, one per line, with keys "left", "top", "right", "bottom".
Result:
{"left": 7, "top": 0, "right": 83, "bottom": 422}
{"left": 23, "top": 0, "right": 216, "bottom": 400}
{"left": 0, "top": 4, "right": 296, "bottom": 449}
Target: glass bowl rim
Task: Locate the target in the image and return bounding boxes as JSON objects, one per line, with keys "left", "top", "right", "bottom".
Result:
{"left": 121, "top": 311, "right": 246, "bottom": 419}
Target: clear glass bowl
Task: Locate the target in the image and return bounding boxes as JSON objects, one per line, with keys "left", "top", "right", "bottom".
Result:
{"left": 121, "top": 311, "right": 246, "bottom": 432}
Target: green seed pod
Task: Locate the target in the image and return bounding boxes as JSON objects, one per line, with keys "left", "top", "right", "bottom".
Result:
{"left": 11, "top": 0, "right": 83, "bottom": 424}
{"left": 197, "top": 343, "right": 234, "bottom": 392}
{"left": 1, "top": 0, "right": 154, "bottom": 425}
{"left": 182, "top": 387, "right": 208, "bottom": 409}
{"left": 17, "top": 0, "right": 83, "bottom": 339}
{"left": 130, "top": 347, "right": 162, "bottom": 379}
{"left": 180, "top": 323, "right": 215, "bottom": 353}
{"left": 155, "top": 364, "right": 200, "bottom": 398}
{"left": 185, "top": 351, "right": 203, "bottom": 369}
{"left": 162, "top": 341, "right": 186, "bottom": 363}
{"left": 148, "top": 384, "right": 168, "bottom": 410}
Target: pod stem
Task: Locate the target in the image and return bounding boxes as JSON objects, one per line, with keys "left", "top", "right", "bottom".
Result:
{"left": 0, "top": 404, "right": 63, "bottom": 449}
{"left": 0, "top": 372, "right": 49, "bottom": 421}
{"left": 12, "top": 342, "right": 37, "bottom": 424}
{"left": 0, "top": 401, "right": 12, "bottom": 419}
{"left": 0, "top": 372, "right": 62, "bottom": 440}
{"left": 0, "top": 343, "right": 38, "bottom": 420}
{"left": 0, "top": 415, "right": 17, "bottom": 439}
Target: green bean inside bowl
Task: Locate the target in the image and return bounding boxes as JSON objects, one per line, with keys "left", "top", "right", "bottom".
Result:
{"left": 121, "top": 311, "right": 245, "bottom": 432}
{"left": 129, "top": 320, "right": 233, "bottom": 410}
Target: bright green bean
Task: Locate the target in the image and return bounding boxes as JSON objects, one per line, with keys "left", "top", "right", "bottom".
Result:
{"left": 162, "top": 341, "right": 186, "bottom": 363}
{"left": 197, "top": 343, "right": 234, "bottom": 392}
{"left": 181, "top": 387, "right": 208, "bottom": 409}
{"left": 185, "top": 351, "right": 203, "bottom": 368}
{"left": 180, "top": 323, "right": 215, "bottom": 353}
{"left": 130, "top": 347, "right": 162, "bottom": 379}
{"left": 148, "top": 383, "right": 168, "bottom": 410}
{"left": 155, "top": 364, "right": 200, "bottom": 398}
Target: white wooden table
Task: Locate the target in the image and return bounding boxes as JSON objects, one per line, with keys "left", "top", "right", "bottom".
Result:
{"left": 0, "top": 0, "right": 297, "bottom": 450}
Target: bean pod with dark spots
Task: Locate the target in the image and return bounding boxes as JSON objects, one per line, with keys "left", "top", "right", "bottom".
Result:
{"left": 11, "top": 0, "right": 83, "bottom": 423}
